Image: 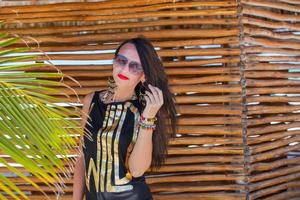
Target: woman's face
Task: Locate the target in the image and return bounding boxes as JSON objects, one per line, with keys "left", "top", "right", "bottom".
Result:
{"left": 112, "top": 42, "right": 145, "bottom": 89}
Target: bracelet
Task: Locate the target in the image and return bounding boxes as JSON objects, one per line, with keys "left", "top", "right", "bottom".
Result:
{"left": 139, "top": 114, "right": 157, "bottom": 130}
{"left": 139, "top": 117, "right": 155, "bottom": 125}
{"left": 139, "top": 121, "right": 156, "bottom": 130}
{"left": 140, "top": 114, "right": 157, "bottom": 123}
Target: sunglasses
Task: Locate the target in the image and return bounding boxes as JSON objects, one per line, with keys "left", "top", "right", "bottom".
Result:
{"left": 113, "top": 54, "right": 144, "bottom": 75}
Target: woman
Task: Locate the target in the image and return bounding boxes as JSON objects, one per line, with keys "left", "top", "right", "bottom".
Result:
{"left": 72, "top": 36, "right": 178, "bottom": 200}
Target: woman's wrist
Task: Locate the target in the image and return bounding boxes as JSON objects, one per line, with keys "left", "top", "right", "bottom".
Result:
{"left": 141, "top": 110, "right": 157, "bottom": 118}
{"left": 139, "top": 113, "right": 157, "bottom": 130}
{"left": 140, "top": 114, "right": 157, "bottom": 122}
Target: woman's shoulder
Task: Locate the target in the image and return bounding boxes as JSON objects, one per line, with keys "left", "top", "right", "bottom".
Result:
{"left": 82, "top": 91, "right": 96, "bottom": 108}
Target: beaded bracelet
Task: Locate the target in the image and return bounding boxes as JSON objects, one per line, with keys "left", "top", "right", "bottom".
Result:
{"left": 140, "top": 114, "right": 157, "bottom": 123}
{"left": 139, "top": 121, "right": 156, "bottom": 130}
{"left": 139, "top": 114, "right": 157, "bottom": 130}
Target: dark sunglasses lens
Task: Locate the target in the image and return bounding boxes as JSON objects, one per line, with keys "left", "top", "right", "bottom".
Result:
{"left": 115, "top": 55, "right": 127, "bottom": 65}
{"left": 114, "top": 55, "right": 143, "bottom": 74}
{"left": 129, "top": 63, "right": 139, "bottom": 72}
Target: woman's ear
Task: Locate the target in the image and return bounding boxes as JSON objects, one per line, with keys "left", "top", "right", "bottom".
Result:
{"left": 140, "top": 74, "right": 145, "bottom": 83}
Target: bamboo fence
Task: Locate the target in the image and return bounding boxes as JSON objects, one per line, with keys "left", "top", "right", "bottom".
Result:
{"left": 0, "top": 0, "right": 299, "bottom": 199}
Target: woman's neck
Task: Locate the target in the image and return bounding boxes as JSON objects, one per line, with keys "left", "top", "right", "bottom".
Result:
{"left": 112, "top": 87, "right": 136, "bottom": 102}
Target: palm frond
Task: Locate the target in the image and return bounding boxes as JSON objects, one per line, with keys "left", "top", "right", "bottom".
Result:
{"left": 0, "top": 20, "right": 87, "bottom": 199}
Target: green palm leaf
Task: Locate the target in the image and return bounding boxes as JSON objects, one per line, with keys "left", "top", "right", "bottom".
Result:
{"left": 0, "top": 21, "right": 87, "bottom": 199}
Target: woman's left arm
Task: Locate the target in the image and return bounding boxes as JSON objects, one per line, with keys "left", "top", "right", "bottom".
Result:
{"left": 128, "top": 84, "right": 163, "bottom": 177}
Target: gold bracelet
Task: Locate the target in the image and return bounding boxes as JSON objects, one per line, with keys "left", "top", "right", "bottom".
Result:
{"left": 140, "top": 114, "right": 157, "bottom": 123}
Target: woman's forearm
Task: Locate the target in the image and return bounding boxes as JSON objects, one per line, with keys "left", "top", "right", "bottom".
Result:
{"left": 128, "top": 119, "right": 153, "bottom": 177}
{"left": 72, "top": 153, "right": 85, "bottom": 200}
{"left": 127, "top": 83, "right": 164, "bottom": 178}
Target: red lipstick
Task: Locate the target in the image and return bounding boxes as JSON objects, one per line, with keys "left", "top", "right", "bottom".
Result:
{"left": 117, "top": 74, "right": 129, "bottom": 80}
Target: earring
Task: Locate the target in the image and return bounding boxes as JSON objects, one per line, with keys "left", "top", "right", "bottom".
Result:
{"left": 102, "top": 76, "right": 117, "bottom": 103}
{"left": 138, "top": 81, "right": 147, "bottom": 107}
{"left": 103, "top": 76, "right": 138, "bottom": 104}
{"left": 107, "top": 76, "right": 117, "bottom": 92}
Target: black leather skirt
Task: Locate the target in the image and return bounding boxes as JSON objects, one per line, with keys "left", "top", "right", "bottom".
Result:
{"left": 85, "top": 176, "right": 153, "bottom": 200}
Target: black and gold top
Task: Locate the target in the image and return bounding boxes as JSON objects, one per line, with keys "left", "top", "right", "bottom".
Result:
{"left": 82, "top": 90, "right": 153, "bottom": 200}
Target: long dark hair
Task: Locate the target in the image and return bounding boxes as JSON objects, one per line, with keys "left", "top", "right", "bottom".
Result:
{"left": 114, "top": 36, "right": 178, "bottom": 172}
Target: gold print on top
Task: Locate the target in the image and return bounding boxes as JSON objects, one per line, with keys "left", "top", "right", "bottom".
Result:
{"left": 84, "top": 101, "right": 110, "bottom": 192}
{"left": 124, "top": 104, "right": 140, "bottom": 171}
{"left": 112, "top": 102, "right": 140, "bottom": 192}
{"left": 84, "top": 126, "right": 102, "bottom": 192}
{"left": 106, "top": 103, "right": 133, "bottom": 192}
{"left": 85, "top": 102, "right": 141, "bottom": 193}
{"left": 100, "top": 104, "right": 118, "bottom": 192}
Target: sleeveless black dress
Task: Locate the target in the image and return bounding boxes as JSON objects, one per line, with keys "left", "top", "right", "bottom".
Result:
{"left": 82, "top": 89, "right": 153, "bottom": 200}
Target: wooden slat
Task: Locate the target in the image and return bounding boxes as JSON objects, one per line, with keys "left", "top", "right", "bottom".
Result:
{"left": 241, "top": 0, "right": 300, "bottom": 199}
